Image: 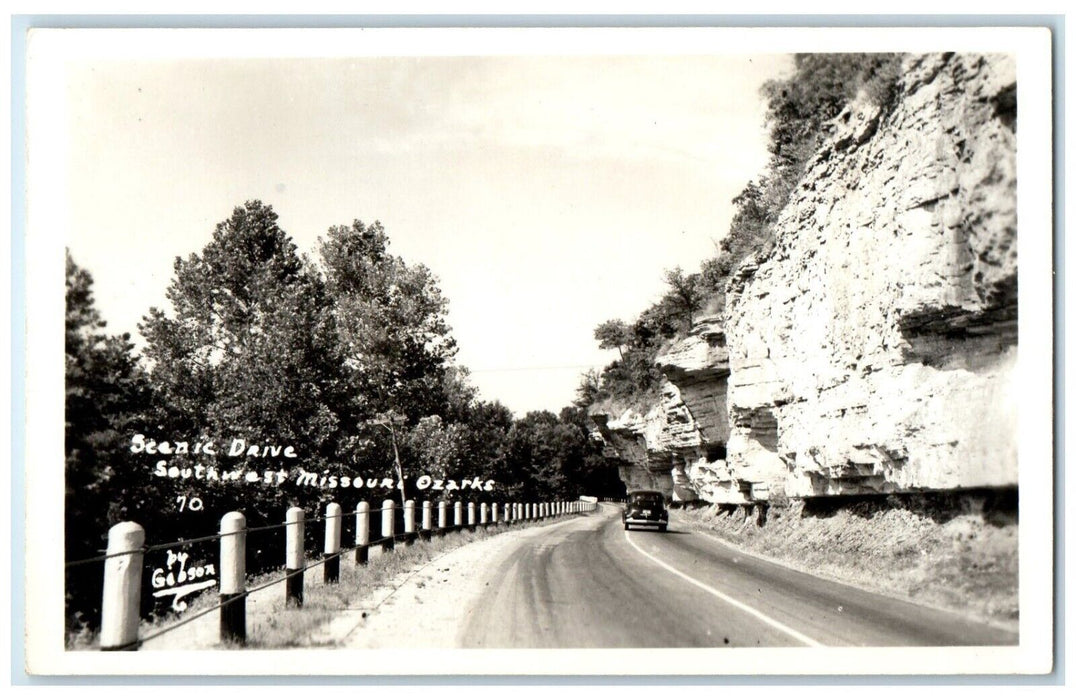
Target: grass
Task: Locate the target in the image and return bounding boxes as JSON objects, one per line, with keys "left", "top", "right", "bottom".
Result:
{"left": 674, "top": 492, "right": 1018, "bottom": 630}
{"left": 243, "top": 528, "right": 497, "bottom": 649}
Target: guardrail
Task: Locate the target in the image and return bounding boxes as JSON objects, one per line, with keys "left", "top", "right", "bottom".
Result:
{"left": 74, "top": 498, "right": 596, "bottom": 650}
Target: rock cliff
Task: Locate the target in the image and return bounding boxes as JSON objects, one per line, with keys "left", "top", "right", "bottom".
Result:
{"left": 593, "top": 53, "right": 1018, "bottom": 502}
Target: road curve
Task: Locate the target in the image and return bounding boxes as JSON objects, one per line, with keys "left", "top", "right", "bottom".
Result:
{"left": 458, "top": 504, "right": 1017, "bottom": 648}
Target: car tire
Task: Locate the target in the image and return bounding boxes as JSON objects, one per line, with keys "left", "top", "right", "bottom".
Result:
{"left": 658, "top": 524, "right": 667, "bottom": 532}
{"left": 623, "top": 523, "right": 629, "bottom": 531}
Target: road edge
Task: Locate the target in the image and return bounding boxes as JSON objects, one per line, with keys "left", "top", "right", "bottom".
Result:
{"left": 669, "top": 509, "right": 1020, "bottom": 636}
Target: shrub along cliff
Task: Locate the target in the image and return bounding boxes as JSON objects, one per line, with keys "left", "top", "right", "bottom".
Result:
{"left": 591, "top": 53, "right": 1018, "bottom": 505}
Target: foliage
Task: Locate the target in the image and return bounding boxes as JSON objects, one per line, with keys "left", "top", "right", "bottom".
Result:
{"left": 404, "top": 414, "right": 465, "bottom": 479}
{"left": 501, "top": 409, "right": 621, "bottom": 501}
{"left": 585, "top": 54, "right": 906, "bottom": 412}
{"left": 700, "top": 53, "right": 904, "bottom": 301}
{"left": 65, "top": 251, "right": 154, "bottom": 628}
{"left": 764, "top": 53, "right": 902, "bottom": 177}
{"left": 573, "top": 369, "right": 602, "bottom": 408}
{"left": 141, "top": 201, "right": 348, "bottom": 463}
{"left": 585, "top": 267, "right": 698, "bottom": 405}
{"left": 138, "top": 200, "right": 353, "bottom": 544}
{"left": 593, "top": 351, "right": 664, "bottom": 406}
{"left": 448, "top": 399, "right": 514, "bottom": 486}
{"left": 65, "top": 201, "right": 627, "bottom": 635}
{"left": 319, "top": 220, "right": 457, "bottom": 424}
{"left": 66, "top": 252, "right": 153, "bottom": 534}
{"left": 661, "top": 266, "right": 704, "bottom": 328}
{"left": 593, "top": 319, "right": 631, "bottom": 358}
{"left": 557, "top": 406, "right": 626, "bottom": 498}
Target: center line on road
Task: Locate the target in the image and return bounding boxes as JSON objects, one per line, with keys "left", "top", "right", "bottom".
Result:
{"left": 623, "top": 531, "right": 824, "bottom": 648}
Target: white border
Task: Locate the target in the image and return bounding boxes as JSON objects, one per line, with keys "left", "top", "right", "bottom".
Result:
{"left": 23, "top": 26, "right": 1055, "bottom": 676}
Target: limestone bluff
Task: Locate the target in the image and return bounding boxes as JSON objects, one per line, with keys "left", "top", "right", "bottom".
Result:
{"left": 593, "top": 53, "right": 1018, "bottom": 504}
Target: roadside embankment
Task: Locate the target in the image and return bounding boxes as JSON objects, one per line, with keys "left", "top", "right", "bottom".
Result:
{"left": 673, "top": 489, "right": 1018, "bottom": 631}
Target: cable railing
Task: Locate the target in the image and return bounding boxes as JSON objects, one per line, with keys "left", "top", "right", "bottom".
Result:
{"left": 75, "top": 497, "right": 597, "bottom": 651}
{"left": 65, "top": 504, "right": 401, "bottom": 568}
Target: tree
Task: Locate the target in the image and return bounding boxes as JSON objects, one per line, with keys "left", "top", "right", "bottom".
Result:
{"left": 662, "top": 266, "right": 703, "bottom": 328}
{"left": 583, "top": 295, "right": 683, "bottom": 407}
{"left": 319, "top": 220, "right": 458, "bottom": 425}
{"left": 593, "top": 319, "right": 631, "bottom": 359}
{"left": 505, "top": 411, "right": 569, "bottom": 499}
{"left": 500, "top": 409, "right": 624, "bottom": 500}
{"left": 558, "top": 406, "right": 625, "bottom": 498}
{"left": 364, "top": 410, "right": 409, "bottom": 502}
{"left": 574, "top": 369, "right": 602, "bottom": 408}
{"left": 140, "top": 201, "right": 351, "bottom": 515}
{"left": 451, "top": 400, "right": 514, "bottom": 496}
{"left": 65, "top": 251, "right": 152, "bottom": 629}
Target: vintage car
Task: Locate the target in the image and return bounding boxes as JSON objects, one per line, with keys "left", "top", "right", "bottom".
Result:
{"left": 622, "top": 490, "right": 668, "bottom": 531}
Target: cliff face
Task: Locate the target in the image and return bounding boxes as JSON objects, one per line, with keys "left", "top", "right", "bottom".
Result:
{"left": 591, "top": 384, "right": 697, "bottom": 501}
{"left": 594, "top": 53, "right": 1018, "bottom": 502}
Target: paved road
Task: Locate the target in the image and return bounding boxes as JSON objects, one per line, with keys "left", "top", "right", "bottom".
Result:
{"left": 459, "top": 504, "right": 1017, "bottom": 648}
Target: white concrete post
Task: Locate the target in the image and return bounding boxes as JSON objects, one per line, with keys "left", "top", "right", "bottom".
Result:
{"left": 491, "top": 502, "right": 500, "bottom": 523}
{"left": 480, "top": 502, "right": 489, "bottom": 525}
{"left": 381, "top": 499, "right": 396, "bottom": 551}
{"left": 219, "top": 511, "right": 246, "bottom": 644}
{"left": 285, "top": 507, "right": 304, "bottom": 608}
{"left": 403, "top": 499, "right": 416, "bottom": 545}
{"left": 421, "top": 500, "right": 433, "bottom": 539}
{"left": 220, "top": 512, "right": 246, "bottom": 594}
{"left": 454, "top": 501, "right": 463, "bottom": 529}
{"left": 100, "top": 521, "right": 145, "bottom": 650}
{"left": 324, "top": 502, "right": 342, "bottom": 583}
{"left": 438, "top": 500, "right": 448, "bottom": 531}
{"left": 355, "top": 501, "right": 370, "bottom": 564}
{"left": 467, "top": 501, "right": 477, "bottom": 528}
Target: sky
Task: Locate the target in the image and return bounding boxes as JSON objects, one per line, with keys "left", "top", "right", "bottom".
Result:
{"left": 58, "top": 47, "right": 793, "bottom": 414}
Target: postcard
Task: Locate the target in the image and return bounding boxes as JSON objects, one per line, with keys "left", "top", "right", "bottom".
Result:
{"left": 20, "top": 24, "right": 1054, "bottom": 677}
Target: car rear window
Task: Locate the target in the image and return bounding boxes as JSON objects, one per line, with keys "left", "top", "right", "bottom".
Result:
{"left": 629, "top": 493, "right": 664, "bottom": 507}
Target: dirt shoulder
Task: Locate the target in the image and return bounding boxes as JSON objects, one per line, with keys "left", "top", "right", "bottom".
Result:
{"left": 329, "top": 515, "right": 588, "bottom": 648}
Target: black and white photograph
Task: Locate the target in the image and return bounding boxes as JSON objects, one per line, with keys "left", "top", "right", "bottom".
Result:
{"left": 20, "top": 24, "right": 1054, "bottom": 677}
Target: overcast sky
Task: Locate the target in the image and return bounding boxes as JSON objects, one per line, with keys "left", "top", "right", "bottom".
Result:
{"left": 59, "top": 51, "right": 793, "bottom": 414}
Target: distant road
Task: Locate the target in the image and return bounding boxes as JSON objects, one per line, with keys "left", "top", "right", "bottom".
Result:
{"left": 459, "top": 504, "right": 1016, "bottom": 648}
